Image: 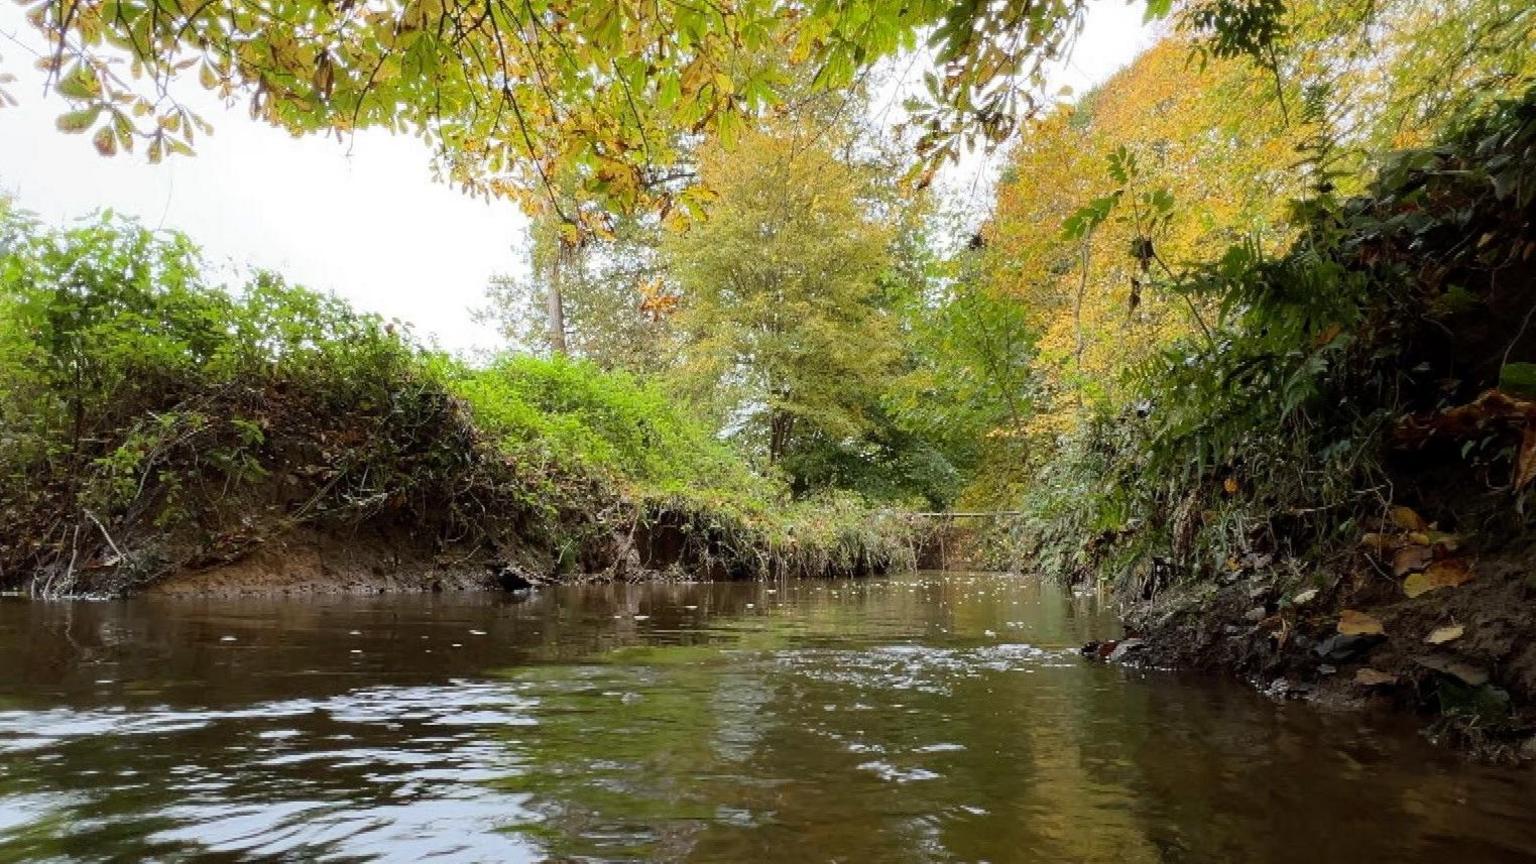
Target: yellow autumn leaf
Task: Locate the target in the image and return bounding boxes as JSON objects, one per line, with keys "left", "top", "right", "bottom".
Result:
{"left": 1403, "top": 559, "right": 1474, "bottom": 598}
{"left": 1338, "top": 609, "right": 1384, "bottom": 636}
{"left": 1389, "top": 506, "right": 1428, "bottom": 532}
{"left": 1425, "top": 624, "right": 1465, "bottom": 645}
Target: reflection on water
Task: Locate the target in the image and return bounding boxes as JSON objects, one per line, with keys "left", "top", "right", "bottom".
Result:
{"left": 1, "top": 573, "right": 1534, "bottom": 862}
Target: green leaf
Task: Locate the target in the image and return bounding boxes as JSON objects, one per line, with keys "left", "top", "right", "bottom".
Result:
{"left": 1499, "top": 362, "right": 1536, "bottom": 398}
{"left": 55, "top": 106, "right": 102, "bottom": 134}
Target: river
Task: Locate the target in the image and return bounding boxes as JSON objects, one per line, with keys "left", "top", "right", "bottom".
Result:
{"left": 1, "top": 572, "right": 1533, "bottom": 862}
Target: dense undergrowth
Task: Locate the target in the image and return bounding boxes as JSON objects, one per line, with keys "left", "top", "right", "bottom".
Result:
{"left": 0, "top": 205, "right": 917, "bottom": 596}
{"left": 1014, "top": 86, "right": 1536, "bottom": 595}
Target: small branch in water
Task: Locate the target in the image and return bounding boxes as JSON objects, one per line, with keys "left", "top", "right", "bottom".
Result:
{"left": 84, "top": 509, "right": 125, "bottom": 565}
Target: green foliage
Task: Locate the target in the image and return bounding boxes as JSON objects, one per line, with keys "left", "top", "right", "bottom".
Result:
{"left": 1018, "top": 85, "right": 1536, "bottom": 589}
{"left": 0, "top": 208, "right": 445, "bottom": 570}
{"left": 0, "top": 207, "right": 916, "bottom": 593}
{"left": 663, "top": 120, "right": 899, "bottom": 474}
{"left": 10, "top": 0, "right": 1293, "bottom": 230}
{"left": 886, "top": 239, "right": 1038, "bottom": 507}
{"left": 447, "top": 353, "right": 757, "bottom": 496}
{"left": 1283, "top": 0, "right": 1536, "bottom": 159}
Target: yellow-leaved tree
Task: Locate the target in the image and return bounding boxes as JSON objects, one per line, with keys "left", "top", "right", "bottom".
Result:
{"left": 663, "top": 118, "right": 899, "bottom": 476}
{"left": 980, "top": 36, "right": 1310, "bottom": 480}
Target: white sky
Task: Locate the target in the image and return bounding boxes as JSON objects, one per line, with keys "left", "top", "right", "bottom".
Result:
{"left": 0, "top": 2, "right": 1152, "bottom": 355}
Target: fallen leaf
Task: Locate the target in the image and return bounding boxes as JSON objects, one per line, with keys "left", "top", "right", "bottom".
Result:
{"left": 1291, "top": 588, "right": 1319, "bottom": 606}
{"left": 1396, "top": 390, "right": 1536, "bottom": 448}
{"left": 1390, "top": 506, "right": 1428, "bottom": 532}
{"left": 1425, "top": 531, "right": 1461, "bottom": 554}
{"left": 1518, "top": 424, "right": 1536, "bottom": 491}
{"left": 1425, "top": 624, "right": 1465, "bottom": 645}
{"left": 1355, "top": 668, "right": 1396, "bottom": 687}
{"left": 1223, "top": 476, "right": 1239, "bottom": 494}
{"left": 1338, "top": 609, "right": 1385, "bottom": 636}
{"left": 1403, "top": 559, "right": 1475, "bottom": 598}
{"left": 1392, "top": 545, "right": 1433, "bottom": 577}
{"left": 1359, "top": 532, "right": 1400, "bottom": 556}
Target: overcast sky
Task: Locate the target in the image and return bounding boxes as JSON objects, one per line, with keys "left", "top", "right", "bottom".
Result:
{"left": 0, "top": 2, "right": 1152, "bottom": 355}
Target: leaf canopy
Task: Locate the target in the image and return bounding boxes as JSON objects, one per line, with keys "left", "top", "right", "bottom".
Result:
{"left": 12, "top": 0, "right": 1190, "bottom": 227}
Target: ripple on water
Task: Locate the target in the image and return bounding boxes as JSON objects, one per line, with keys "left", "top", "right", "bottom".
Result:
{"left": 856, "top": 761, "right": 942, "bottom": 783}
{"left": 775, "top": 641, "right": 1061, "bottom": 696}
{"left": 4, "top": 574, "right": 1536, "bottom": 864}
{"left": 1, "top": 682, "right": 546, "bottom": 861}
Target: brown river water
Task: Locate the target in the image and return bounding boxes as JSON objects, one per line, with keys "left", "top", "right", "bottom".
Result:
{"left": 1, "top": 571, "right": 1534, "bottom": 863}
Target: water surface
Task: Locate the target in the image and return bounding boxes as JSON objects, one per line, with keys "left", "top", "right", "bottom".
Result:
{"left": 1, "top": 572, "right": 1533, "bottom": 862}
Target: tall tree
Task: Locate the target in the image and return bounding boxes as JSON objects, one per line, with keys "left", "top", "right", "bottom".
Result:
{"left": 483, "top": 211, "right": 672, "bottom": 370}
{"left": 1282, "top": 0, "right": 1536, "bottom": 156}
{"left": 664, "top": 119, "right": 897, "bottom": 472}
{"left": 985, "top": 37, "right": 1308, "bottom": 438}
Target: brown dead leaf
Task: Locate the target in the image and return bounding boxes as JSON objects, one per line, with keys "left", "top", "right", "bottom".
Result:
{"left": 1395, "top": 390, "right": 1536, "bottom": 449}
{"left": 1425, "top": 624, "right": 1465, "bottom": 645}
{"left": 1403, "top": 559, "right": 1475, "bottom": 598}
{"left": 1354, "top": 668, "right": 1396, "bottom": 687}
{"left": 1390, "top": 506, "right": 1428, "bottom": 532}
{"left": 1517, "top": 424, "right": 1536, "bottom": 491}
{"left": 1391, "top": 545, "right": 1433, "bottom": 577}
{"left": 1338, "top": 609, "right": 1385, "bottom": 636}
{"left": 1223, "top": 476, "right": 1239, "bottom": 495}
{"left": 1359, "top": 532, "right": 1400, "bottom": 556}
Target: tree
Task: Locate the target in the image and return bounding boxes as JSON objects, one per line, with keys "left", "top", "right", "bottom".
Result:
{"left": 887, "top": 234, "right": 1039, "bottom": 506}
{"left": 482, "top": 210, "right": 673, "bottom": 371}
{"left": 10, "top": 0, "right": 1288, "bottom": 230}
{"left": 1282, "top": 0, "right": 1536, "bottom": 157}
{"left": 663, "top": 119, "right": 897, "bottom": 475}
{"left": 984, "top": 37, "right": 1307, "bottom": 439}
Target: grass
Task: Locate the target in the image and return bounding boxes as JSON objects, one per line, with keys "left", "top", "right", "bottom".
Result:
{"left": 0, "top": 206, "right": 919, "bottom": 595}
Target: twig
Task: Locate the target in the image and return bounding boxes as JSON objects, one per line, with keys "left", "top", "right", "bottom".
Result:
{"left": 83, "top": 509, "right": 125, "bottom": 563}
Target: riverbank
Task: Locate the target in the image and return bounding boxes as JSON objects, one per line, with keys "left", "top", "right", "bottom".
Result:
{"left": 1115, "top": 529, "right": 1536, "bottom": 762}
{"left": 1025, "top": 89, "right": 1536, "bottom": 762}
{"left": 0, "top": 211, "right": 922, "bottom": 598}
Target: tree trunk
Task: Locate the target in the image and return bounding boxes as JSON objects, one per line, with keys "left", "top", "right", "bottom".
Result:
{"left": 768, "top": 409, "right": 794, "bottom": 465}
{"left": 546, "top": 239, "right": 569, "bottom": 355}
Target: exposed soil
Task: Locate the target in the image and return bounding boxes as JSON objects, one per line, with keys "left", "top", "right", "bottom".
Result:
{"left": 146, "top": 528, "right": 501, "bottom": 597}
{"left": 1114, "top": 529, "right": 1536, "bottom": 762}
{"left": 127, "top": 503, "right": 912, "bottom": 598}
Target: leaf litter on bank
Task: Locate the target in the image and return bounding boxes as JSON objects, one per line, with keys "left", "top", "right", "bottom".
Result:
{"left": 1425, "top": 624, "right": 1465, "bottom": 645}
{"left": 1392, "top": 544, "right": 1433, "bottom": 577}
{"left": 1338, "top": 610, "right": 1385, "bottom": 636}
{"left": 1355, "top": 668, "right": 1397, "bottom": 687}
{"left": 1390, "top": 506, "right": 1429, "bottom": 532}
{"left": 1403, "top": 559, "right": 1475, "bottom": 598}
